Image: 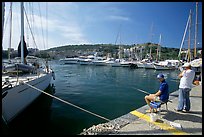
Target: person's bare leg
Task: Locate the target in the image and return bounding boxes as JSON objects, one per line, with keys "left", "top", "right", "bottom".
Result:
{"left": 145, "top": 94, "right": 156, "bottom": 111}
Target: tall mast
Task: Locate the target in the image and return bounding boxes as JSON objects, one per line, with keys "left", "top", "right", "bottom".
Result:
{"left": 2, "top": 2, "right": 5, "bottom": 40}
{"left": 8, "top": 2, "right": 12, "bottom": 62}
{"left": 178, "top": 10, "right": 190, "bottom": 60}
{"left": 149, "top": 22, "right": 154, "bottom": 59}
{"left": 2, "top": 2, "right": 5, "bottom": 70}
{"left": 187, "top": 10, "right": 192, "bottom": 62}
{"left": 156, "top": 34, "right": 162, "bottom": 61}
{"left": 115, "top": 24, "right": 121, "bottom": 59}
{"left": 194, "top": 2, "right": 198, "bottom": 58}
{"left": 119, "top": 30, "right": 122, "bottom": 59}
{"left": 21, "top": 2, "right": 24, "bottom": 64}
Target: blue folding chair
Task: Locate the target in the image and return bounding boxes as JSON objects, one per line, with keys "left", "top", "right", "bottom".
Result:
{"left": 150, "top": 100, "right": 172, "bottom": 112}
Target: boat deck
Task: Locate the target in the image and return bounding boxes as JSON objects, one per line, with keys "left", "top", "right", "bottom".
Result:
{"left": 2, "top": 72, "right": 47, "bottom": 90}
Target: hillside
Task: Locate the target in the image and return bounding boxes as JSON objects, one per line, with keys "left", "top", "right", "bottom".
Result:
{"left": 2, "top": 43, "right": 201, "bottom": 60}
{"left": 46, "top": 43, "right": 181, "bottom": 60}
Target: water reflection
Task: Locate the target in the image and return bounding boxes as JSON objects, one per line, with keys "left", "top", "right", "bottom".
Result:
{"left": 2, "top": 84, "right": 55, "bottom": 135}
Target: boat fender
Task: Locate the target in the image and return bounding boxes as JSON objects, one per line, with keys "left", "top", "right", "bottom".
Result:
{"left": 52, "top": 71, "right": 55, "bottom": 80}
{"left": 2, "top": 91, "right": 8, "bottom": 99}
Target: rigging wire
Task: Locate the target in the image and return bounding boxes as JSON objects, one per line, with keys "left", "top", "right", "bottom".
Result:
{"left": 46, "top": 2, "right": 48, "bottom": 50}
{"left": 24, "top": 7, "right": 38, "bottom": 49}
{"left": 29, "top": 2, "right": 35, "bottom": 49}
{"left": 8, "top": 2, "right": 12, "bottom": 62}
{"left": 22, "top": 81, "right": 111, "bottom": 122}
{"left": 2, "top": 3, "right": 11, "bottom": 42}
{"left": 38, "top": 3, "right": 46, "bottom": 50}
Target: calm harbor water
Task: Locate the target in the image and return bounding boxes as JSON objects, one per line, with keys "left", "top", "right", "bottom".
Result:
{"left": 3, "top": 60, "right": 180, "bottom": 135}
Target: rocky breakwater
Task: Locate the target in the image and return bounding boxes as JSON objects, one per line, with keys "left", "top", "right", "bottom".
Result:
{"left": 80, "top": 122, "right": 120, "bottom": 135}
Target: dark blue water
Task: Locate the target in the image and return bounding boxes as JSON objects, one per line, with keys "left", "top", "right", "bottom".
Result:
{"left": 3, "top": 60, "right": 180, "bottom": 135}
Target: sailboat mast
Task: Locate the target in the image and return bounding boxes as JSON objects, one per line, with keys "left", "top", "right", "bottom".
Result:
{"left": 8, "top": 2, "right": 12, "bottom": 62}
{"left": 187, "top": 10, "right": 192, "bottom": 62}
{"left": 2, "top": 2, "right": 5, "bottom": 70}
{"left": 2, "top": 2, "right": 5, "bottom": 40}
{"left": 21, "top": 2, "right": 24, "bottom": 64}
{"left": 156, "top": 34, "right": 161, "bottom": 61}
{"left": 178, "top": 11, "right": 190, "bottom": 60}
{"left": 119, "top": 31, "right": 121, "bottom": 59}
{"left": 194, "top": 2, "right": 198, "bottom": 58}
{"left": 149, "top": 22, "right": 154, "bottom": 59}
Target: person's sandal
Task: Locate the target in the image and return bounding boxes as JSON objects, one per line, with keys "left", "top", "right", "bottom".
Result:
{"left": 152, "top": 109, "right": 157, "bottom": 113}
{"left": 146, "top": 109, "right": 157, "bottom": 113}
{"left": 145, "top": 109, "right": 151, "bottom": 113}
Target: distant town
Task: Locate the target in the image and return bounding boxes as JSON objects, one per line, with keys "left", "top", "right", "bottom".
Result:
{"left": 2, "top": 43, "right": 202, "bottom": 61}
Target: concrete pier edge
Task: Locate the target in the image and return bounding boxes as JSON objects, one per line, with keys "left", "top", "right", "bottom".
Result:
{"left": 80, "top": 84, "right": 202, "bottom": 135}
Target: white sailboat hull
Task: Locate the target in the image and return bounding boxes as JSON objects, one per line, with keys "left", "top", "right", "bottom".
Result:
{"left": 120, "top": 61, "right": 132, "bottom": 67}
{"left": 144, "top": 63, "right": 155, "bottom": 69}
{"left": 136, "top": 62, "right": 145, "bottom": 68}
{"left": 92, "top": 61, "right": 107, "bottom": 66}
{"left": 2, "top": 72, "right": 53, "bottom": 123}
{"left": 111, "top": 62, "right": 122, "bottom": 67}
{"left": 154, "top": 65, "right": 172, "bottom": 70}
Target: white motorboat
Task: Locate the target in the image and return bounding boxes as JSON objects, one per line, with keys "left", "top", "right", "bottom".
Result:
{"left": 78, "top": 56, "right": 93, "bottom": 65}
{"left": 154, "top": 61, "right": 175, "bottom": 70}
{"left": 144, "top": 62, "right": 155, "bottom": 69}
{"left": 120, "top": 60, "right": 132, "bottom": 67}
{"left": 136, "top": 61, "right": 145, "bottom": 68}
{"left": 110, "top": 59, "right": 122, "bottom": 67}
{"left": 59, "top": 57, "right": 79, "bottom": 64}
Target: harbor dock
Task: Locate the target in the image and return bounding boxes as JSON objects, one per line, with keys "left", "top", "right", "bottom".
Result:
{"left": 80, "top": 84, "right": 202, "bottom": 135}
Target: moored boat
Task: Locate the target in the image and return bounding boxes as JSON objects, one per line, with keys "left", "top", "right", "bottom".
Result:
{"left": 2, "top": 2, "right": 55, "bottom": 124}
{"left": 59, "top": 57, "right": 79, "bottom": 64}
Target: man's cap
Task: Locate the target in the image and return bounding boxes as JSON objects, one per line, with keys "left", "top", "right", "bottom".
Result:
{"left": 157, "top": 73, "right": 164, "bottom": 79}
{"left": 182, "top": 62, "right": 191, "bottom": 67}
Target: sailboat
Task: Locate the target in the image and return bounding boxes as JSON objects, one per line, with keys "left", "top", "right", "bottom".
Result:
{"left": 189, "top": 2, "right": 202, "bottom": 81}
{"left": 2, "top": 2, "right": 55, "bottom": 124}
{"left": 143, "top": 23, "right": 155, "bottom": 69}
{"left": 153, "top": 34, "right": 179, "bottom": 70}
{"left": 110, "top": 25, "right": 122, "bottom": 67}
{"left": 178, "top": 2, "right": 202, "bottom": 73}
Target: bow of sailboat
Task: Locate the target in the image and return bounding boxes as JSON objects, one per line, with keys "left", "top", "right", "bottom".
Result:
{"left": 2, "top": 2, "right": 55, "bottom": 124}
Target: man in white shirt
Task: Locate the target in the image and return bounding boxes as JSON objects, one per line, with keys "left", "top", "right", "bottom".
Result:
{"left": 175, "top": 62, "right": 195, "bottom": 112}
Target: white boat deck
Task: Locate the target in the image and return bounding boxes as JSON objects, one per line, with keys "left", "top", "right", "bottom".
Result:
{"left": 2, "top": 72, "right": 47, "bottom": 90}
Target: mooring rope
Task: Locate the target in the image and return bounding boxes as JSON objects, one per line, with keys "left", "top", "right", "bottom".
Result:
{"left": 21, "top": 81, "right": 111, "bottom": 122}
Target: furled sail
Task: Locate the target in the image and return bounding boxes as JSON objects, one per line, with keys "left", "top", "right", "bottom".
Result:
{"left": 17, "top": 36, "right": 28, "bottom": 58}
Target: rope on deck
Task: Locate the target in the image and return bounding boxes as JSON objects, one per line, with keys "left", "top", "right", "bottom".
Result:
{"left": 21, "top": 81, "right": 111, "bottom": 122}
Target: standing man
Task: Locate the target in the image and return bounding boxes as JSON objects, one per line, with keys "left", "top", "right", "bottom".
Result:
{"left": 175, "top": 62, "right": 195, "bottom": 112}
{"left": 144, "top": 73, "right": 169, "bottom": 112}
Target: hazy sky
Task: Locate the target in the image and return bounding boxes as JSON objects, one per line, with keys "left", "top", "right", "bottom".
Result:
{"left": 2, "top": 2, "right": 202, "bottom": 50}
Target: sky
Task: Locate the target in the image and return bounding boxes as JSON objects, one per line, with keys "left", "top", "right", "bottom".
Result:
{"left": 2, "top": 2, "right": 202, "bottom": 50}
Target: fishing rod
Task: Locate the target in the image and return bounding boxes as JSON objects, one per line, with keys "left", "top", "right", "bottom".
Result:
{"left": 132, "top": 87, "right": 151, "bottom": 95}
{"left": 170, "top": 79, "right": 180, "bottom": 82}
{"left": 133, "top": 87, "right": 150, "bottom": 95}
{"left": 133, "top": 87, "right": 173, "bottom": 102}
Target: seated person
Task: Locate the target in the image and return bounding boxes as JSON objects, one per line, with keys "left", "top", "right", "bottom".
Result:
{"left": 144, "top": 73, "right": 169, "bottom": 112}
